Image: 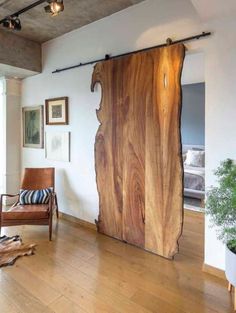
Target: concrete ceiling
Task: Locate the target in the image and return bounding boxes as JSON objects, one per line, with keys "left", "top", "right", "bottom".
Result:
{"left": 190, "top": 0, "right": 236, "bottom": 21}
{"left": 0, "top": 0, "right": 143, "bottom": 43}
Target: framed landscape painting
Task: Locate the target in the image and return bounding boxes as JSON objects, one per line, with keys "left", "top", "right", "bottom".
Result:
{"left": 45, "top": 97, "right": 68, "bottom": 125}
{"left": 22, "top": 105, "right": 44, "bottom": 148}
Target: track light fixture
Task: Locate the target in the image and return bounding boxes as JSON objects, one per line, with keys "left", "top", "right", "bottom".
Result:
{"left": 0, "top": 0, "right": 65, "bottom": 32}
{"left": 2, "top": 16, "right": 22, "bottom": 31}
{"left": 44, "top": 0, "right": 64, "bottom": 16}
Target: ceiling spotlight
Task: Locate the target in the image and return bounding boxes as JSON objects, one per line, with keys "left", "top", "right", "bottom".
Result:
{"left": 0, "top": 0, "right": 65, "bottom": 32}
{"left": 2, "top": 16, "right": 21, "bottom": 31}
{"left": 44, "top": 0, "right": 64, "bottom": 17}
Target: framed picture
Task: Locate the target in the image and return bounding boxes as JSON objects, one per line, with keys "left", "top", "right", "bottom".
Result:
{"left": 22, "top": 105, "right": 44, "bottom": 148}
{"left": 45, "top": 97, "right": 68, "bottom": 125}
{"left": 45, "top": 131, "right": 70, "bottom": 162}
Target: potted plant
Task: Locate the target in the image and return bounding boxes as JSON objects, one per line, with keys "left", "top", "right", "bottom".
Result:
{"left": 206, "top": 159, "right": 236, "bottom": 309}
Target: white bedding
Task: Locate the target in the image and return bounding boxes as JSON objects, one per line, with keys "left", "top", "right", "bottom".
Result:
{"left": 184, "top": 165, "right": 205, "bottom": 178}
{"left": 184, "top": 165, "right": 205, "bottom": 192}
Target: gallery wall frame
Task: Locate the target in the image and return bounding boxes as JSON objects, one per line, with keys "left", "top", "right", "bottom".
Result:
{"left": 45, "top": 97, "right": 69, "bottom": 125}
{"left": 22, "top": 105, "right": 44, "bottom": 149}
{"left": 45, "top": 131, "right": 70, "bottom": 162}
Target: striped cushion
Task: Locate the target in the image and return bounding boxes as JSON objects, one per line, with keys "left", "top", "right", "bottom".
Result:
{"left": 19, "top": 188, "right": 52, "bottom": 205}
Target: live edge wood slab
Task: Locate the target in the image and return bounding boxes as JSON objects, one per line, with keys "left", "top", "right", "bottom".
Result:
{"left": 91, "top": 44, "right": 185, "bottom": 259}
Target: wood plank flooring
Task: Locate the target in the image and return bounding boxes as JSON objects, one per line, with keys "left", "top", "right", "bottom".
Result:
{"left": 0, "top": 210, "right": 234, "bottom": 313}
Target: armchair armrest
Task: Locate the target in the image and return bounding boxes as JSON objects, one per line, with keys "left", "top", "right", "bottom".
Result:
{"left": 0, "top": 193, "right": 19, "bottom": 213}
{"left": 1, "top": 193, "right": 19, "bottom": 198}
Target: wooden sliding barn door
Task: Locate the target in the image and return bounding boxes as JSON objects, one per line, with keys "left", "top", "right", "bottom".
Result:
{"left": 91, "top": 44, "right": 185, "bottom": 259}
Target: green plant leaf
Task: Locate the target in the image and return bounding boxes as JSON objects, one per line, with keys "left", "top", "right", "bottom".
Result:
{"left": 206, "top": 159, "right": 236, "bottom": 249}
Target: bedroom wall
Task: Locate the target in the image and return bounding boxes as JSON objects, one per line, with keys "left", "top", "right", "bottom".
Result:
{"left": 181, "top": 83, "right": 205, "bottom": 146}
{"left": 21, "top": 0, "right": 236, "bottom": 271}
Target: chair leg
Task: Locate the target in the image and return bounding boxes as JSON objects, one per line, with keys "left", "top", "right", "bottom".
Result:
{"left": 49, "top": 222, "right": 52, "bottom": 241}
{"left": 55, "top": 194, "right": 59, "bottom": 219}
{"left": 228, "top": 282, "right": 232, "bottom": 292}
{"left": 49, "top": 214, "right": 53, "bottom": 241}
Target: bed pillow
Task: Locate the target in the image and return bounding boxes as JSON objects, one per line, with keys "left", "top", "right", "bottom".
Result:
{"left": 185, "top": 150, "right": 205, "bottom": 167}
{"left": 19, "top": 188, "right": 52, "bottom": 205}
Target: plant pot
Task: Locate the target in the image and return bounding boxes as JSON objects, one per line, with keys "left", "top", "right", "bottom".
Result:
{"left": 225, "top": 244, "right": 236, "bottom": 287}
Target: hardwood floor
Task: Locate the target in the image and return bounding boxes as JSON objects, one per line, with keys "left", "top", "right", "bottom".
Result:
{"left": 0, "top": 210, "right": 234, "bottom": 313}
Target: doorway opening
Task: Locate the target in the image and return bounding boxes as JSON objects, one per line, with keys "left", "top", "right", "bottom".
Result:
{"left": 181, "top": 82, "right": 205, "bottom": 212}
{"left": 179, "top": 52, "right": 205, "bottom": 261}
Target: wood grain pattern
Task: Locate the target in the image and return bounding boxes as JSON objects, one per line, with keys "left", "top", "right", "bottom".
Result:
{"left": 122, "top": 55, "right": 146, "bottom": 247}
{"left": 91, "top": 44, "right": 185, "bottom": 259}
{"left": 0, "top": 211, "right": 234, "bottom": 313}
{"left": 145, "top": 45, "right": 185, "bottom": 258}
{"left": 92, "top": 62, "right": 123, "bottom": 241}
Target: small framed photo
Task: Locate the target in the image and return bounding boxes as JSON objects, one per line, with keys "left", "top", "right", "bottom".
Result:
{"left": 22, "top": 105, "right": 44, "bottom": 148}
{"left": 45, "top": 131, "right": 70, "bottom": 162}
{"left": 45, "top": 97, "right": 69, "bottom": 125}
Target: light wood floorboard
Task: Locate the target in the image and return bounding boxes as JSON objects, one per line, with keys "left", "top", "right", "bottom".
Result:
{"left": 0, "top": 210, "right": 234, "bottom": 313}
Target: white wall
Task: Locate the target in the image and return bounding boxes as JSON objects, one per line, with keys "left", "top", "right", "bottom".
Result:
{"left": 21, "top": 0, "right": 236, "bottom": 270}
{"left": 6, "top": 79, "right": 21, "bottom": 196}
{"left": 1, "top": 78, "right": 21, "bottom": 196}
{"left": 0, "top": 78, "right": 5, "bottom": 193}
{"left": 204, "top": 17, "right": 236, "bottom": 270}
{"left": 22, "top": 0, "right": 204, "bottom": 222}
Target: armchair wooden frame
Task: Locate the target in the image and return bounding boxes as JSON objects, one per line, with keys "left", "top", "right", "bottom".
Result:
{"left": 0, "top": 168, "right": 59, "bottom": 241}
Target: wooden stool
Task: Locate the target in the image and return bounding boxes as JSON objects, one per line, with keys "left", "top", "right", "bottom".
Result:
{"left": 228, "top": 282, "right": 236, "bottom": 310}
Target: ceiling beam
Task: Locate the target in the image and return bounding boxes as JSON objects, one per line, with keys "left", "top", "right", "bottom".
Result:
{"left": 0, "top": 29, "right": 41, "bottom": 73}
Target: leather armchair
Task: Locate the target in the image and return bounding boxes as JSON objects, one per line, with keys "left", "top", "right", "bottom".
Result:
{"left": 0, "top": 168, "right": 58, "bottom": 240}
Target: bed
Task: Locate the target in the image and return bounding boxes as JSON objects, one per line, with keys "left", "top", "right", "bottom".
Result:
{"left": 182, "top": 145, "right": 205, "bottom": 200}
